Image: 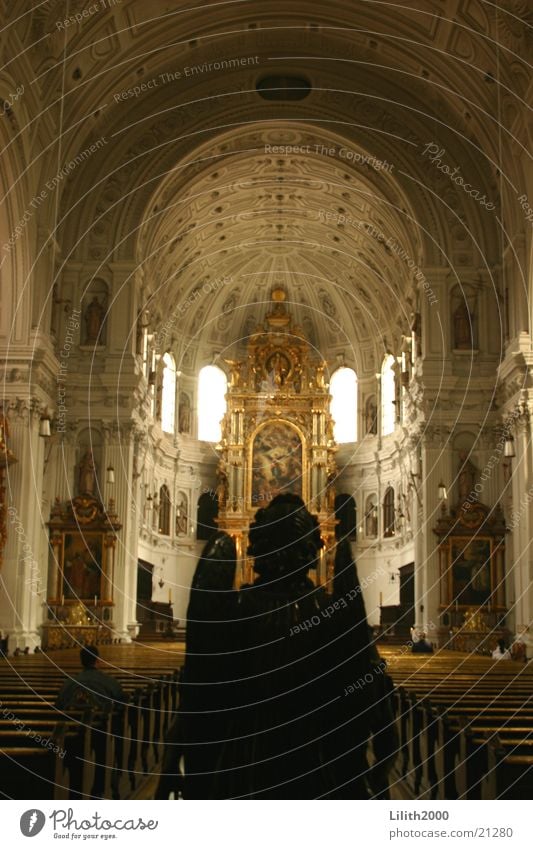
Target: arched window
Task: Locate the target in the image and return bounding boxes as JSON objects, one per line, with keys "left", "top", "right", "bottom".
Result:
{"left": 334, "top": 493, "right": 357, "bottom": 541}
{"left": 161, "top": 352, "right": 176, "bottom": 433}
{"left": 198, "top": 365, "right": 227, "bottom": 442}
{"left": 159, "top": 485, "right": 171, "bottom": 535}
{"left": 383, "top": 486, "right": 395, "bottom": 538}
{"left": 381, "top": 355, "right": 396, "bottom": 436}
{"left": 197, "top": 491, "right": 219, "bottom": 541}
{"left": 330, "top": 367, "right": 357, "bottom": 442}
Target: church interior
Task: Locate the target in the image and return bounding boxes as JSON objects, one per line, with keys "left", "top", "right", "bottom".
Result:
{"left": 0, "top": 0, "right": 532, "bottom": 801}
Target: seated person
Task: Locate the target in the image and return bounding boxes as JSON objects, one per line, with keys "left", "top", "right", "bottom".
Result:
{"left": 412, "top": 632, "right": 433, "bottom": 653}
{"left": 492, "top": 638, "right": 511, "bottom": 660}
{"left": 56, "top": 646, "right": 125, "bottom": 710}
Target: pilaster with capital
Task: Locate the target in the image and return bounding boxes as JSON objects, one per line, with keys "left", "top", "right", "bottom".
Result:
{"left": 0, "top": 399, "right": 49, "bottom": 648}
{"left": 101, "top": 420, "right": 139, "bottom": 641}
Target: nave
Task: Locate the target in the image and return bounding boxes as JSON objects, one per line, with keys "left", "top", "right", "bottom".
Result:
{"left": 1, "top": 642, "right": 532, "bottom": 801}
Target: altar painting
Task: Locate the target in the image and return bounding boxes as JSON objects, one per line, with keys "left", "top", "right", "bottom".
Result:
{"left": 251, "top": 423, "right": 302, "bottom": 505}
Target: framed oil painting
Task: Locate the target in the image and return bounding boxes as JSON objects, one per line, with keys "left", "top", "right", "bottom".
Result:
{"left": 451, "top": 537, "right": 492, "bottom": 606}
{"left": 62, "top": 531, "right": 104, "bottom": 601}
{"left": 251, "top": 422, "right": 303, "bottom": 506}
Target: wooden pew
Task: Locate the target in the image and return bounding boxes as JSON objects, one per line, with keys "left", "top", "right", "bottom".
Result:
{"left": 381, "top": 646, "right": 533, "bottom": 800}
{"left": 0, "top": 644, "right": 183, "bottom": 799}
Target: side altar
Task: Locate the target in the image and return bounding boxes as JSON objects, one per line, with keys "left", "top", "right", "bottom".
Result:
{"left": 433, "top": 461, "right": 508, "bottom": 653}
{"left": 216, "top": 288, "right": 338, "bottom": 587}
{"left": 42, "top": 493, "right": 122, "bottom": 648}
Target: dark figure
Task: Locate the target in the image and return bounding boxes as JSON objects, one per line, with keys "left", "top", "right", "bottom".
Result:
{"left": 412, "top": 632, "right": 434, "bottom": 654}
{"left": 171, "top": 494, "right": 397, "bottom": 800}
{"left": 156, "top": 532, "right": 237, "bottom": 799}
{"left": 55, "top": 646, "right": 125, "bottom": 710}
{"left": 54, "top": 646, "right": 126, "bottom": 799}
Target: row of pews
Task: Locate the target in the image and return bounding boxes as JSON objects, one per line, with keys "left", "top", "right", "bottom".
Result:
{"left": 381, "top": 646, "right": 533, "bottom": 800}
{"left": 2, "top": 640, "right": 531, "bottom": 800}
{"left": 0, "top": 643, "right": 184, "bottom": 799}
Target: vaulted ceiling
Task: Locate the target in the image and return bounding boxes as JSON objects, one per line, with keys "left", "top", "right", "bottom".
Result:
{"left": 14, "top": 0, "right": 528, "bottom": 373}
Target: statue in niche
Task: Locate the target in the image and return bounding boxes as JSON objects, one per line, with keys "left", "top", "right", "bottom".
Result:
{"left": 78, "top": 450, "right": 97, "bottom": 495}
{"left": 365, "top": 396, "right": 378, "bottom": 435}
{"left": 365, "top": 501, "right": 378, "bottom": 537}
{"left": 224, "top": 358, "right": 243, "bottom": 389}
{"left": 265, "top": 352, "right": 290, "bottom": 388}
{"left": 315, "top": 361, "right": 327, "bottom": 391}
{"left": 216, "top": 467, "right": 228, "bottom": 508}
{"left": 251, "top": 359, "right": 262, "bottom": 392}
{"left": 179, "top": 393, "right": 191, "bottom": 434}
{"left": 84, "top": 296, "right": 106, "bottom": 344}
{"left": 457, "top": 452, "right": 477, "bottom": 503}
{"left": 293, "top": 361, "right": 303, "bottom": 393}
{"left": 176, "top": 496, "right": 188, "bottom": 535}
{"left": 453, "top": 302, "right": 473, "bottom": 349}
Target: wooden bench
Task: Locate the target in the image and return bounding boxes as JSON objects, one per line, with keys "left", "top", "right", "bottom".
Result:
{"left": 381, "top": 646, "right": 533, "bottom": 799}
{"left": 0, "top": 644, "right": 183, "bottom": 799}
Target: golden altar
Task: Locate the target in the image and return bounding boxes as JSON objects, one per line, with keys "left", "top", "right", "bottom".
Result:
{"left": 216, "top": 288, "right": 338, "bottom": 587}
{"left": 44, "top": 492, "right": 122, "bottom": 645}
{"left": 41, "top": 602, "right": 109, "bottom": 649}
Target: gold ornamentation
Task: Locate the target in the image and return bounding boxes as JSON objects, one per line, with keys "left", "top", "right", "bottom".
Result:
{"left": 216, "top": 288, "right": 338, "bottom": 588}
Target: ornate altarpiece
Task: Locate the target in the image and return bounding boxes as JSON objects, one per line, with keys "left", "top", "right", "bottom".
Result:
{"left": 216, "top": 289, "right": 338, "bottom": 587}
{"left": 434, "top": 498, "right": 507, "bottom": 652}
{"left": 43, "top": 494, "right": 122, "bottom": 648}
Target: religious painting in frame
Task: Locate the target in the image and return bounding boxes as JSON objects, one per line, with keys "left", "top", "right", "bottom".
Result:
{"left": 450, "top": 536, "right": 492, "bottom": 606}
{"left": 251, "top": 421, "right": 303, "bottom": 506}
{"left": 61, "top": 531, "right": 105, "bottom": 602}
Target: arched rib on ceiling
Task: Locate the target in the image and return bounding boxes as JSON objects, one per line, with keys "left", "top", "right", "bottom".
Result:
{"left": 136, "top": 122, "right": 424, "bottom": 375}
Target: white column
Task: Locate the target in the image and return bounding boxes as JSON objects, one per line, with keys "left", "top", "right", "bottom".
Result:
{"left": 420, "top": 431, "right": 452, "bottom": 641}
{"left": 509, "top": 411, "right": 532, "bottom": 633}
{"left": 103, "top": 425, "right": 137, "bottom": 642}
{"left": 0, "top": 401, "right": 48, "bottom": 650}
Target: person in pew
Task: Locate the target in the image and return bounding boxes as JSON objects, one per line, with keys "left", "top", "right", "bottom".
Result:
{"left": 55, "top": 646, "right": 126, "bottom": 711}
{"left": 411, "top": 632, "right": 434, "bottom": 653}
{"left": 492, "top": 639, "right": 511, "bottom": 660}
{"left": 54, "top": 646, "right": 126, "bottom": 800}
{"left": 174, "top": 494, "right": 397, "bottom": 800}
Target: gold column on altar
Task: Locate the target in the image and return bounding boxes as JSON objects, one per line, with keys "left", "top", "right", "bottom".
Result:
{"left": 216, "top": 288, "right": 338, "bottom": 588}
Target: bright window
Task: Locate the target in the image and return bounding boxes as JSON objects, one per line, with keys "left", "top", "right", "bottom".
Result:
{"left": 381, "top": 354, "right": 396, "bottom": 436}
{"left": 198, "top": 365, "right": 227, "bottom": 442}
{"left": 330, "top": 367, "right": 357, "bottom": 442}
{"left": 161, "top": 352, "right": 176, "bottom": 433}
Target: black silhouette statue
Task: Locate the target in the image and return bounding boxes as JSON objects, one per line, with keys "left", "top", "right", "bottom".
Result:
{"left": 158, "top": 494, "right": 397, "bottom": 799}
